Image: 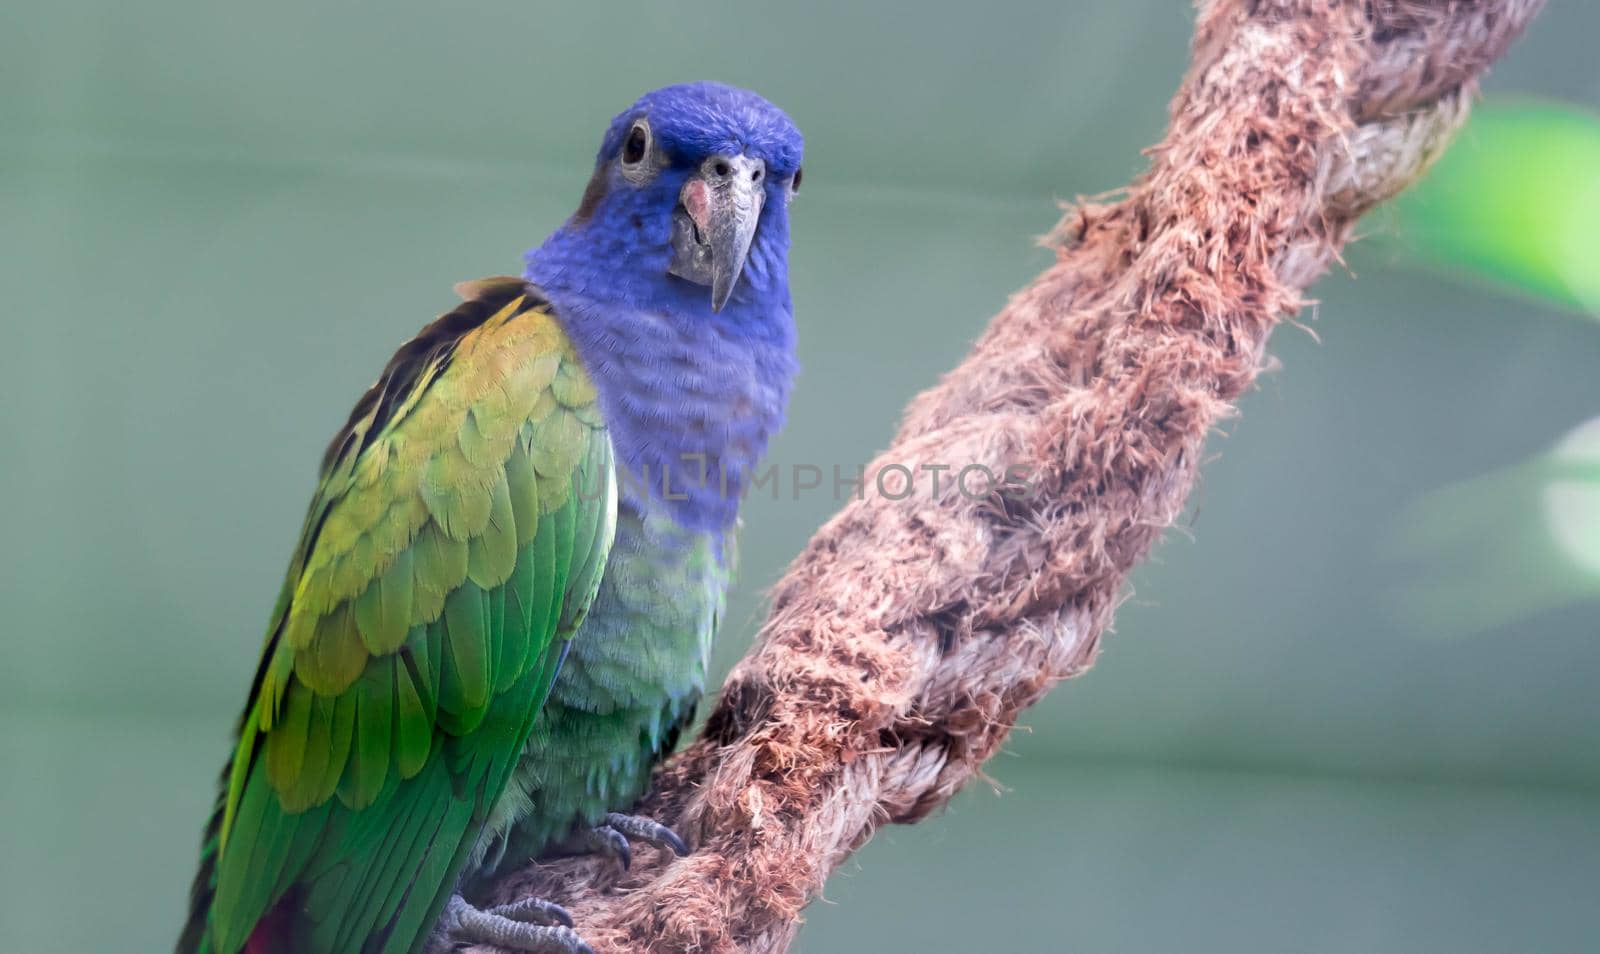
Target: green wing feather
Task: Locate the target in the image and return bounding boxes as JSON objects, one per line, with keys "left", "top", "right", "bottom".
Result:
{"left": 181, "top": 279, "right": 617, "bottom": 954}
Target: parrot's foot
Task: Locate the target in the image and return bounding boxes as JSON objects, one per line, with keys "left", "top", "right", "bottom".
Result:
{"left": 432, "top": 893, "right": 592, "bottom": 954}
{"left": 573, "top": 811, "right": 689, "bottom": 871}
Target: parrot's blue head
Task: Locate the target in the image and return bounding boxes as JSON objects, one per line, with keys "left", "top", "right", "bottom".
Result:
{"left": 526, "top": 81, "right": 802, "bottom": 323}
{"left": 526, "top": 83, "right": 804, "bottom": 534}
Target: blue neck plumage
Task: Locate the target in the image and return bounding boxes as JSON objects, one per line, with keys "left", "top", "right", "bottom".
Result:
{"left": 524, "top": 193, "right": 797, "bottom": 536}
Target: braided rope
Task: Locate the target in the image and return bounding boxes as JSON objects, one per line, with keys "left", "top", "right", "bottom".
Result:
{"left": 469, "top": 3, "right": 1545, "bottom": 951}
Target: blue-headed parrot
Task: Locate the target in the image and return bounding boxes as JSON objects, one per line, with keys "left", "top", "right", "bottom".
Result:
{"left": 177, "top": 81, "right": 804, "bottom": 954}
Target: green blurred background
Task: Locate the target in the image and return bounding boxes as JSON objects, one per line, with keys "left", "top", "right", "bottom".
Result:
{"left": 3, "top": 2, "right": 1598, "bottom": 951}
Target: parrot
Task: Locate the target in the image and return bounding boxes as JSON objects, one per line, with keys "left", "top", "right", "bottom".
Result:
{"left": 176, "top": 81, "right": 804, "bottom": 954}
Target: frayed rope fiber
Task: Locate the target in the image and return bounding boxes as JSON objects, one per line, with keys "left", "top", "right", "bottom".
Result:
{"left": 468, "top": 2, "right": 1545, "bottom": 951}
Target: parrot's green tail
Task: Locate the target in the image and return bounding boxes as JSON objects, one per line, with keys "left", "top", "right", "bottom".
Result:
{"left": 177, "top": 774, "right": 227, "bottom": 954}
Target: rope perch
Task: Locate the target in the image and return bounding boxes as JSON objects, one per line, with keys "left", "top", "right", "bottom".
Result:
{"left": 470, "top": 2, "right": 1545, "bottom": 950}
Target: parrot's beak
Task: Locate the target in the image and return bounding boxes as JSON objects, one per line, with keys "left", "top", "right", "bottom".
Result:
{"left": 668, "top": 154, "right": 766, "bottom": 312}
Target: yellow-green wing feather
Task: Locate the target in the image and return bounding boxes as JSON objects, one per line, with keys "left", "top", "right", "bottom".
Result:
{"left": 184, "top": 280, "right": 617, "bottom": 954}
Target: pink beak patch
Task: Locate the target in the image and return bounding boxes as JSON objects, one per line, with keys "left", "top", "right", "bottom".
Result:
{"left": 681, "top": 177, "right": 713, "bottom": 236}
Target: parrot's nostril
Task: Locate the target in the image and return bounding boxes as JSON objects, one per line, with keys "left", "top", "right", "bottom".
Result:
{"left": 713, "top": 160, "right": 731, "bottom": 177}
{"left": 750, "top": 168, "right": 762, "bottom": 182}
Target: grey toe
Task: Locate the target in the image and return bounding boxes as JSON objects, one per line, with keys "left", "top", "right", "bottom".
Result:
{"left": 604, "top": 811, "right": 689, "bottom": 857}
{"left": 443, "top": 894, "right": 593, "bottom": 954}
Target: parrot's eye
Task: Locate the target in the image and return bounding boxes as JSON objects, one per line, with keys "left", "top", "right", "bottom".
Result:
{"left": 621, "top": 122, "right": 650, "bottom": 169}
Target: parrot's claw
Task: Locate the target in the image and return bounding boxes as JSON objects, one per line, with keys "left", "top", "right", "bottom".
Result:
{"left": 433, "top": 894, "right": 591, "bottom": 954}
{"left": 604, "top": 812, "right": 690, "bottom": 858}
{"left": 484, "top": 897, "right": 575, "bottom": 929}
{"left": 575, "top": 822, "right": 634, "bottom": 870}
{"left": 576, "top": 812, "right": 689, "bottom": 871}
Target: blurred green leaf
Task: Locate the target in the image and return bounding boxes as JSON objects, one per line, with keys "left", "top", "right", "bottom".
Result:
{"left": 1390, "top": 101, "right": 1600, "bottom": 315}
{"left": 1546, "top": 418, "right": 1600, "bottom": 579}
{"left": 1386, "top": 416, "right": 1600, "bottom": 635}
